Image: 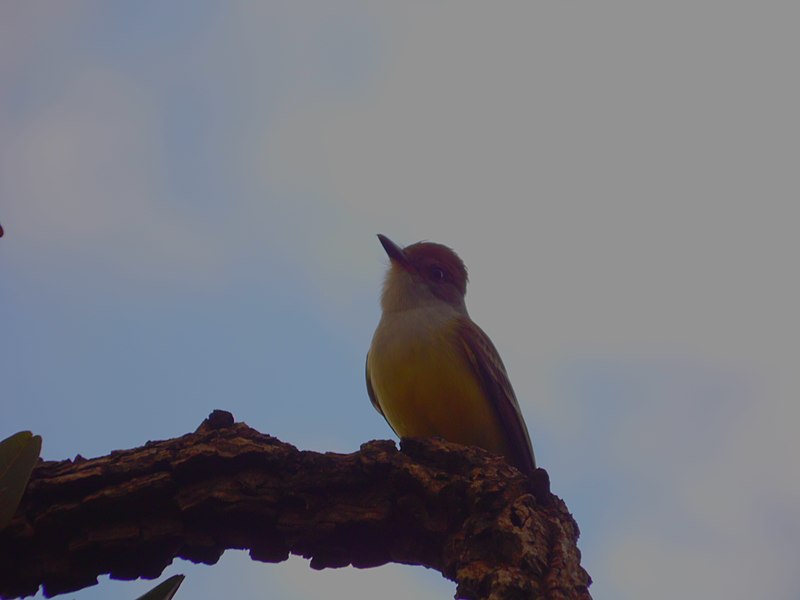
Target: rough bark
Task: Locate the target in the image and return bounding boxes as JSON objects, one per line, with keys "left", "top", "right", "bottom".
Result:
{"left": 0, "top": 411, "right": 591, "bottom": 600}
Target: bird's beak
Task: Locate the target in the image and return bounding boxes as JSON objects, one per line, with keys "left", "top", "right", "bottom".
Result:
{"left": 377, "top": 234, "right": 409, "bottom": 267}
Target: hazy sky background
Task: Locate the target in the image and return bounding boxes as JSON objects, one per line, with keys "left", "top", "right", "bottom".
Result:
{"left": 2, "top": 3, "right": 798, "bottom": 599}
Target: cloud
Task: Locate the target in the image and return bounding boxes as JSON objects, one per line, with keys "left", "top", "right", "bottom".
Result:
{"left": 0, "top": 3, "right": 87, "bottom": 82}
{"left": 572, "top": 356, "right": 800, "bottom": 599}
{"left": 2, "top": 65, "right": 227, "bottom": 287}
{"left": 0, "top": 2, "right": 382, "bottom": 293}
{"left": 259, "top": 1, "right": 799, "bottom": 337}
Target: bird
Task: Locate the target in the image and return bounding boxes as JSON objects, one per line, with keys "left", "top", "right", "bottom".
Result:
{"left": 366, "top": 234, "right": 536, "bottom": 475}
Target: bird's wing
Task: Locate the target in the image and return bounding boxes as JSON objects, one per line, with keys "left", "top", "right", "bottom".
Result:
{"left": 456, "top": 317, "right": 536, "bottom": 473}
{"left": 365, "top": 353, "right": 382, "bottom": 414}
{"left": 366, "top": 353, "right": 400, "bottom": 436}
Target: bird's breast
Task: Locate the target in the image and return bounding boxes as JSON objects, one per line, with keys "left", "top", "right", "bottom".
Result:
{"left": 368, "top": 308, "right": 510, "bottom": 457}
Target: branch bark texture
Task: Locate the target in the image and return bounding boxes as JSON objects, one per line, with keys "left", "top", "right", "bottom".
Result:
{"left": 0, "top": 411, "right": 591, "bottom": 600}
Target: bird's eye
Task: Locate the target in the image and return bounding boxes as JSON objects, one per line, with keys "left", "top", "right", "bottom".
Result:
{"left": 430, "top": 267, "right": 446, "bottom": 282}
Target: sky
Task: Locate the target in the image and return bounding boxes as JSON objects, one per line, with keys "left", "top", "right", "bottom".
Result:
{"left": 1, "top": 2, "right": 799, "bottom": 599}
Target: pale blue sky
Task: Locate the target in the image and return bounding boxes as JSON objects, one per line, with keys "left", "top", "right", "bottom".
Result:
{"left": 2, "top": 3, "right": 799, "bottom": 599}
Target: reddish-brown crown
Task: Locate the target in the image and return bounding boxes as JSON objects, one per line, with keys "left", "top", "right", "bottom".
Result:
{"left": 403, "top": 241, "right": 469, "bottom": 296}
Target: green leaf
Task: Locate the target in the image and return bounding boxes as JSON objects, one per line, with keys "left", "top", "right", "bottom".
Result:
{"left": 135, "top": 575, "right": 186, "bottom": 600}
{"left": 0, "top": 431, "right": 42, "bottom": 531}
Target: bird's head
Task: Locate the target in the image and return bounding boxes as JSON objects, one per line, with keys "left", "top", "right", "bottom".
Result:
{"left": 377, "top": 234, "right": 468, "bottom": 313}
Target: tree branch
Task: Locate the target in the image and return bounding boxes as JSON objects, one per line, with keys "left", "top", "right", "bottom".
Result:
{"left": 0, "top": 411, "right": 591, "bottom": 600}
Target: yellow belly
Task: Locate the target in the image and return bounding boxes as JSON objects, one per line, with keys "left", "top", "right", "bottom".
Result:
{"left": 368, "top": 321, "right": 511, "bottom": 459}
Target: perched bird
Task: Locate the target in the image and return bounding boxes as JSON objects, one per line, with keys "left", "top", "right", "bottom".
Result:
{"left": 366, "top": 234, "right": 536, "bottom": 474}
